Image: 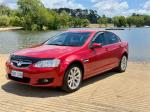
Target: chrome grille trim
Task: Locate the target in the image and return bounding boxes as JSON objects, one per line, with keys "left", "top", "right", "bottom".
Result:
{"left": 11, "top": 60, "right": 32, "bottom": 68}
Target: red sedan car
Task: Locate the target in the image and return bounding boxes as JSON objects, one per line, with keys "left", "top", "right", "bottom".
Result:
{"left": 6, "top": 30, "right": 128, "bottom": 92}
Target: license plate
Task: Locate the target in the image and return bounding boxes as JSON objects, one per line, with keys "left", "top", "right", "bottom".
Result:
{"left": 11, "top": 70, "right": 23, "bottom": 78}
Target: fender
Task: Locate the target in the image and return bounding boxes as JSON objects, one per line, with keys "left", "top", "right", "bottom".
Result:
{"left": 120, "top": 41, "right": 128, "bottom": 58}
{"left": 59, "top": 55, "right": 84, "bottom": 77}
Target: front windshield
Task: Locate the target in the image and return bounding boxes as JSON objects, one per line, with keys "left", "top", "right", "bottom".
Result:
{"left": 45, "top": 32, "right": 91, "bottom": 46}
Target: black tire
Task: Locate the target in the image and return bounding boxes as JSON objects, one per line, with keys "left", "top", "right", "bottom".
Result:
{"left": 61, "top": 64, "right": 83, "bottom": 93}
{"left": 116, "top": 55, "right": 128, "bottom": 73}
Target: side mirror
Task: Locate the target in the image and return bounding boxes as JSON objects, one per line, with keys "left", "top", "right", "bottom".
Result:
{"left": 90, "top": 43, "right": 102, "bottom": 49}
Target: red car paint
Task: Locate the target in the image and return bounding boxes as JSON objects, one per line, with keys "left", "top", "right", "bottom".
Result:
{"left": 6, "top": 30, "right": 128, "bottom": 87}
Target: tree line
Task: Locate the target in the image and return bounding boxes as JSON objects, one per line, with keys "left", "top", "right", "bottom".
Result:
{"left": 0, "top": 0, "right": 150, "bottom": 31}
{"left": 99, "top": 14, "right": 150, "bottom": 27}
{"left": 0, "top": 0, "right": 91, "bottom": 30}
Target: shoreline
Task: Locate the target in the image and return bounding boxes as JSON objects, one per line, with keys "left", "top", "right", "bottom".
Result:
{"left": 0, "top": 26, "right": 150, "bottom": 32}
{"left": 0, "top": 27, "right": 23, "bottom": 31}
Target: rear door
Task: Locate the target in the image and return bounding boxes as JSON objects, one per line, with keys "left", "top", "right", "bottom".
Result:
{"left": 104, "top": 32, "right": 122, "bottom": 67}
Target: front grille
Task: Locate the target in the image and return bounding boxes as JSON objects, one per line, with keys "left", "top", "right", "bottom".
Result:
{"left": 8, "top": 74, "right": 30, "bottom": 83}
{"left": 12, "top": 60, "right": 32, "bottom": 68}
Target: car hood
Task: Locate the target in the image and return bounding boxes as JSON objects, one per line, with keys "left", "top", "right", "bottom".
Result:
{"left": 13, "top": 45, "right": 81, "bottom": 59}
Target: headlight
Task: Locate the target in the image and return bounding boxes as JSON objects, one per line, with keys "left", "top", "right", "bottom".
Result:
{"left": 34, "top": 59, "right": 60, "bottom": 68}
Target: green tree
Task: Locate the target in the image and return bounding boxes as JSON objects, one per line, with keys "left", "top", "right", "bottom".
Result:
{"left": 113, "top": 16, "right": 119, "bottom": 27}
{"left": 98, "top": 15, "right": 108, "bottom": 27}
{"left": 131, "top": 16, "right": 144, "bottom": 27}
{"left": 10, "top": 16, "right": 22, "bottom": 26}
{"left": 126, "top": 17, "right": 132, "bottom": 27}
{"left": 71, "top": 18, "right": 82, "bottom": 27}
{"left": 113, "top": 16, "right": 126, "bottom": 27}
{"left": 0, "top": 5, "right": 12, "bottom": 16}
{"left": 0, "top": 16, "right": 10, "bottom": 26}
{"left": 1, "top": 1, "right": 150, "bottom": 30}
{"left": 17, "top": 0, "right": 50, "bottom": 30}
{"left": 59, "top": 11, "right": 71, "bottom": 28}
{"left": 48, "top": 10, "right": 61, "bottom": 30}
{"left": 81, "top": 19, "right": 90, "bottom": 27}
{"left": 144, "top": 15, "right": 150, "bottom": 26}
{"left": 17, "top": 0, "right": 44, "bottom": 15}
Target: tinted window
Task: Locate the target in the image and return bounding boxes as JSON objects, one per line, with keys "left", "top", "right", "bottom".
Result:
{"left": 45, "top": 32, "right": 91, "bottom": 46}
{"left": 104, "top": 32, "right": 120, "bottom": 44}
{"left": 93, "top": 33, "right": 107, "bottom": 46}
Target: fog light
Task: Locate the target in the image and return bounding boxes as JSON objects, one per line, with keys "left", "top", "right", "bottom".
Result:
{"left": 38, "top": 78, "right": 53, "bottom": 84}
{"left": 43, "top": 79, "right": 49, "bottom": 83}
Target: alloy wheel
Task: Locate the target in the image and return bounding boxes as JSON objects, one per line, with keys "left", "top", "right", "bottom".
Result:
{"left": 67, "top": 67, "right": 82, "bottom": 90}
{"left": 121, "top": 56, "right": 127, "bottom": 71}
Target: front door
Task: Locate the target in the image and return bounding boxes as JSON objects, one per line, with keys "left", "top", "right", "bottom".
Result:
{"left": 85, "top": 33, "right": 111, "bottom": 77}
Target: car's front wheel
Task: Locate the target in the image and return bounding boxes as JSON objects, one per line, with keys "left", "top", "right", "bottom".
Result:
{"left": 62, "top": 64, "right": 82, "bottom": 93}
{"left": 117, "top": 55, "right": 128, "bottom": 72}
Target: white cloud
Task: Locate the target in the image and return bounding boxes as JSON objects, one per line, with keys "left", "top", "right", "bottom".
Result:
{"left": 91, "top": 0, "right": 150, "bottom": 16}
{"left": 0, "top": 0, "right": 4, "bottom": 4}
{"left": 1, "top": 0, "right": 150, "bottom": 16}
{"left": 0, "top": 0, "right": 84, "bottom": 9}
{"left": 8, "top": 3, "right": 17, "bottom": 9}
{"left": 130, "top": 0, "right": 150, "bottom": 15}
{"left": 0, "top": 0, "right": 17, "bottom": 9}
{"left": 144, "top": 0, "right": 150, "bottom": 10}
{"left": 91, "top": 0, "right": 129, "bottom": 16}
{"left": 42, "top": 0, "right": 85, "bottom": 9}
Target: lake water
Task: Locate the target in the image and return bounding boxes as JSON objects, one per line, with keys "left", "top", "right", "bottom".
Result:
{"left": 0, "top": 28, "right": 150, "bottom": 62}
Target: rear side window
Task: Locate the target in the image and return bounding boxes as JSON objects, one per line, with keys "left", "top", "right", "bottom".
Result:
{"left": 104, "top": 32, "right": 120, "bottom": 44}
{"left": 93, "top": 33, "right": 107, "bottom": 46}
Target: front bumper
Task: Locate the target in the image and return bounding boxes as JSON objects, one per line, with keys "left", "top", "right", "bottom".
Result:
{"left": 5, "top": 62, "right": 64, "bottom": 87}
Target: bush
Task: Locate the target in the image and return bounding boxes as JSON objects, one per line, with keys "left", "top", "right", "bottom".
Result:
{"left": 10, "top": 16, "right": 22, "bottom": 26}
{"left": 71, "top": 18, "right": 82, "bottom": 27}
{"left": 113, "top": 16, "right": 127, "bottom": 27}
{"left": 81, "top": 19, "right": 90, "bottom": 27}
{"left": 31, "top": 24, "right": 40, "bottom": 31}
{"left": 0, "top": 16, "right": 10, "bottom": 26}
{"left": 48, "top": 11, "right": 61, "bottom": 30}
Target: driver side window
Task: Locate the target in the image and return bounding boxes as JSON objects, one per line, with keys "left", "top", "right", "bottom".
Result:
{"left": 93, "top": 33, "right": 107, "bottom": 46}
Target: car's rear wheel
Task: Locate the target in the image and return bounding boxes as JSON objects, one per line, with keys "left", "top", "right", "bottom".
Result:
{"left": 117, "top": 55, "right": 128, "bottom": 72}
{"left": 61, "top": 64, "right": 82, "bottom": 93}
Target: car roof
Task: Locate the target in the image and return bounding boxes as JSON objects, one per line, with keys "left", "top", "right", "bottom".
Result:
{"left": 66, "top": 29, "right": 104, "bottom": 33}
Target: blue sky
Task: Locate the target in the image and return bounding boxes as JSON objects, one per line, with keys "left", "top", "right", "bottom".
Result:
{"left": 0, "top": 0, "right": 150, "bottom": 16}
